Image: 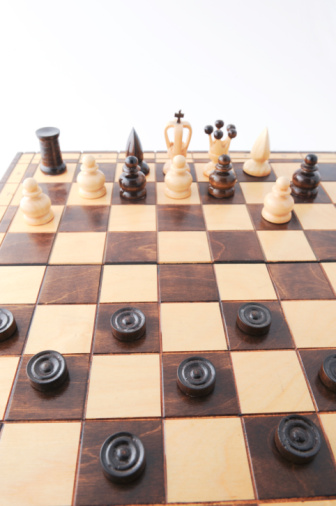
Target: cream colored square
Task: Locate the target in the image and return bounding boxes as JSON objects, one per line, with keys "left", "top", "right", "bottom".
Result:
{"left": 61, "top": 152, "right": 81, "bottom": 160}
{"left": 49, "top": 232, "right": 106, "bottom": 264}
{"left": 67, "top": 182, "right": 113, "bottom": 205}
{"left": 271, "top": 152, "right": 302, "bottom": 160}
{"left": 32, "top": 154, "right": 41, "bottom": 163}
{"left": 0, "top": 184, "right": 18, "bottom": 205}
{"left": 115, "top": 162, "right": 156, "bottom": 182}
{"left": 7, "top": 163, "right": 28, "bottom": 184}
{"left": 240, "top": 182, "right": 274, "bottom": 204}
{"left": 192, "top": 152, "right": 208, "bottom": 159}
{"left": 165, "top": 417, "right": 254, "bottom": 503}
{"left": 80, "top": 152, "right": 117, "bottom": 161}
{"left": 9, "top": 205, "right": 63, "bottom": 233}
{"left": 34, "top": 163, "right": 76, "bottom": 183}
{"left": 26, "top": 305, "right": 96, "bottom": 354}
{"left": 320, "top": 413, "right": 336, "bottom": 462}
{"left": 322, "top": 182, "right": 336, "bottom": 203}
{"left": 0, "top": 357, "right": 19, "bottom": 419}
{"left": 0, "top": 422, "right": 81, "bottom": 506}
{"left": 100, "top": 264, "right": 158, "bottom": 302}
{"left": 272, "top": 162, "right": 298, "bottom": 179}
{"left": 86, "top": 354, "right": 161, "bottom": 418}
{"left": 18, "top": 153, "right": 34, "bottom": 163}
{"left": 158, "top": 231, "right": 211, "bottom": 263}
{"left": 194, "top": 163, "right": 209, "bottom": 182}
{"left": 214, "top": 264, "right": 276, "bottom": 300}
{"left": 109, "top": 205, "right": 156, "bottom": 232}
{"left": 231, "top": 350, "right": 314, "bottom": 413}
{"left": 295, "top": 204, "right": 336, "bottom": 230}
{"left": 203, "top": 204, "right": 254, "bottom": 231}
{"left": 321, "top": 263, "right": 336, "bottom": 293}
{"left": 257, "top": 230, "right": 316, "bottom": 262}
{"left": 231, "top": 152, "right": 250, "bottom": 159}
{"left": 0, "top": 266, "right": 45, "bottom": 304}
{"left": 161, "top": 302, "right": 227, "bottom": 351}
{"left": 0, "top": 233, "right": 4, "bottom": 246}
{"left": 156, "top": 182, "right": 200, "bottom": 205}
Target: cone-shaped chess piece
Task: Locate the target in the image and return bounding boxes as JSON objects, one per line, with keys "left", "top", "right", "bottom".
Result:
{"left": 36, "top": 127, "right": 66, "bottom": 175}
{"left": 126, "top": 128, "right": 150, "bottom": 175}
{"left": 77, "top": 155, "right": 106, "bottom": 199}
{"left": 163, "top": 110, "right": 192, "bottom": 174}
{"left": 204, "top": 121, "right": 237, "bottom": 177}
{"left": 292, "top": 154, "right": 321, "bottom": 198}
{"left": 243, "top": 127, "right": 271, "bottom": 177}
{"left": 262, "top": 177, "right": 294, "bottom": 224}
{"left": 208, "top": 154, "right": 237, "bottom": 198}
{"left": 165, "top": 155, "right": 193, "bottom": 199}
{"left": 119, "top": 156, "right": 146, "bottom": 200}
{"left": 20, "top": 178, "right": 54, "bottom": 226}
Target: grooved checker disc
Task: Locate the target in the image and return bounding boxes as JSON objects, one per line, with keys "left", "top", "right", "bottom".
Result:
{"left": 275, "top": 415, "right": 321, "bottom": 464}
{"left": 26, "top": 350, "right": 69, "bottom": 392}
{"left": 0, "top": 308, "right": 17, "bottom": 341}
{"left": 177, "top": 356, "right": 216, "bottom": 397}
{"left": 110, "top": 307, "right": 146, "bottom": 341}
{"left": 319, "top": 354, "right": 336, "bottom": 392}
{"left": 237, "top": 302, "right": 272, "bottom": 336}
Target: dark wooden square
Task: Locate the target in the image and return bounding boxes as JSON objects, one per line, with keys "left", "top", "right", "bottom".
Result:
{"left": 209, "top": 231, "right": 264, "bottom": 262}
{"left": 235, "top": 164, "right": 277, "bottom": 182}
{"left": 162, "top": 351, "right": 239, "bottom": 417}
{"left": 94, "top": 303, "right": 160, "bottom": 354}
{"left": 105, "top": 232, "right": 157, "bottom": 263}
{"left": 222, "top": 301, "right": 294, "bottom": 350}
{"left": 300, "top": 349, "right": 336, "bottom": 412}
{"left": 305, "top": 231, "right": 336, "bottom": 261}
{"left": 7, "top": 354, "right": 89, "bottom": 421}
{"left": 59, "top": 206, "right": 110, "bottom": 232}
{"left": 112, "top": 182, "right": 156, "bottom": 205}
{"left": 0, "top": 233, "right": 55, "bottom": 264}
{"left": 198, "top": 182, "right": 245, "bottom": 205}
{"left": 0, "top": 305, "right": 34, "bottom": 356}
{"left": 159, "top": 264, "right": 218, "bottom": 302}
{"left": 244, "top": 413, "right": 336, "bottom": 499}
{"left": 39, "top": 265, "right": 101, "bottom": 304}
{"left": 39, "top": 183, "right": 71, "bottom": 205}
{"left": 0, "top": 207, "right": 16, "bottom": 233}
{"left": 292, "top": 184, "right": 332, "bottom": 204}
{"left": 157, "top": 205, "right": 205, "bottom": 231}
{"left": 24, "top": 163, "right": 39, "bottom": 179}
{"left": 268, "top": 263, "right": 335, "bottom": 300}
{"left": 319, "top": 163, "right": 336, "bottom": 181}
{"left": 248, "top": 204, "right": 302, "bottom": 230}
{"left": 155, "top": 163, "right": 165, "bottom": 182}
{"left": 94, "top": 163, "right": 116, "bottom": 182}
{"left": 76, "top": 419, "right": 165, "bottom": 506}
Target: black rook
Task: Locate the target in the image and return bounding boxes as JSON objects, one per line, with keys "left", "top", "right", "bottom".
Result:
{"left": 36, "top": 127, "right": 66, "bottom": 175}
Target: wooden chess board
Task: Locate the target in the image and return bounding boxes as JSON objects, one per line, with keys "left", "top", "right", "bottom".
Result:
{"left": 1, "top": 149, "right": 336, "bottom": 506}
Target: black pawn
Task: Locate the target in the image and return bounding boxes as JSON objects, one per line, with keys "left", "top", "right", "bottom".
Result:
{"left": 36, "top": 127, "right": 66, "bottom": 175}
{"left": 119, "top": 156, "right": 146, "bottom": 200}
{"left": 208, "top": 154, "right": 237, "bottom": 198}
{"left": 292, "top": 154, "right": 321, "bottom": 198}
{"left": 126, "top": 128, "right": 149, "bottom": 175}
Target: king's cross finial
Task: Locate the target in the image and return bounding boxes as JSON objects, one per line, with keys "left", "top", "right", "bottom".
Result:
{"left": 175, "top": 110, "right": 184, "bottom": 124}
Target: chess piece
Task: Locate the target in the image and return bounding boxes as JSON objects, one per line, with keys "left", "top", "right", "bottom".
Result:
{"left": 203, "top": 120, "right": 237, "bottom": 177}
{"left": 126, "top": 128, "right": 149, "bottom": 175}
{"left": 163, "top": 110, "right": 192, "bottom": 174}
{"left": 177, "top": 356, "right": 216, "bottom": 397}
{"left": 275, "top": 415, "right": 321, "bottom": 464}
{"left": 36, "top": 127, "right": 66, "bottom": 175}
{"left": 0, "top": 308, "right": 17, "bottom": 342}
{"left": 26, "top": 350, "right": 69, "bottom": 392}
{"left": 20, "top": 178, "right": 54, "bottom": 226}
{"left": 262, "top": 176, "right": 294, "bottom": 224}
{"left": 243, "top": 127, "right": 271, "bottom": 177}
{"left": 164, "top": 155, "right": 192, "bottom": 199}
{"left": 292, "top": 154, "right": 321, "bottom": 198}
{"left": 77, "top": 154, "right": 106, "bottom": 199}
{"left": 208, "top": 154, "right": 236, "bottom": 198}
{"left": 119, "top": 156, "right": 146, "bottom": 200}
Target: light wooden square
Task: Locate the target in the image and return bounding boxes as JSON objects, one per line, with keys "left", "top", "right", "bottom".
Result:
{"left": 49, "top": 232, "right": 106, "bottom": 264}
{"left": 271, "top": 162, "right": 298, "bottom": 180}
{"left": 66, "top": 183, "right": 113, "bottom": 205}
{"left": 165, "top": 417, "right": 254, "bottom": 502}
{"left": 322, "top": 263, "right": 336, "bottom": 293}
{"left": 18, "top": 153, "right": 34, "bottom": 163}
{"left": 194, "top": 163, "right": 209, "bottom": 182}
{"left": 80, "top": 152, "right": 117, "bottom": 161}
{"left": 7, "top": 163, "right": 29, "bottom": 184}
{"left": 115, "top": 162, "right": 156, "bottom": 182}
{"left": 257, "top": 230, "right": 316, "bottom": 262}
{"left": 100, "top": 264, "right": 158, "bottom": 303}
{"left": 156, "top": 182, "right": 201, "bottom": 205}
{"left": 0, "top": 357, "right": 19, "bottom": 419}
{"left": 294, "top": 204, "right": 336, "bottom": 230}
{"left": 86, "top": 354, "right": 161, "bottom": 418}
{"left": 25, "top": 304, "right": 96, "bottom": 354}
{"left": 158, "top": 231, "right": 211, "bottom": 263}
{"left": 108, "top": 205, "right": 156, "bottom": 232}
{"left": 214, "top": 264, "right": 277, "bottom": 300}
{"left": 0, "top": 184, "right": 18, "bottom": 206}
{"left": 0, "top": 266, "right": 45, "bottom": 304}
{"left": 192, "top": 152, "right": 208, "bottom": 159}
{"left": 203, "top": 204, "right": 254, "bottom": 231}
{"left": 61, "top": 152, "right": 81, "bottom": 160}
{"left": 322, "top": 182, "right": 336, "bottom": 203}
{"left": 320, "top": 413, "right": 336, "bottom": 463}
{"left": 34, "top": 163, "right": 77, "bottom": 183}
{"left": 161, "top": 302, "right": 227, "bottom": 352}
{"left": 0, "top": 422, "right": 81, "bottom": 506}
{"left": 271, "top": 152, "right": 302, "bottom": 160}
{"left": 9, "top": 205, "right": 63, "bottom": 233}
{"left": 240, "top": 182, "right": 274, "bottom": 204}
{"left": 231, "top": 350, "right": 314, "bottom": 413}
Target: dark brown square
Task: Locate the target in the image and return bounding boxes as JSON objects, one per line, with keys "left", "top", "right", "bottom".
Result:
{"left": 94, "top": 163, "right": 116, "bottom": 182}
{"left": 300, "top": 349, "right": 336, "bottom": 412}
{"left": 39, "top": 183, "right": 71, "bottom": 205}
{"left": 162, "top": 351, "right": 239, "bottom": 417}
{"left": 94, "top": 303, "right": 160, "bottom": 354}
{"left": 0, "top": 233, "right": 55, "bottom": 264}
{"left": 235, "top": 164, "right": 277, "bottom": 182}
{"left": 157, "top": 205, "right": 205, "bottom": 231}
{"left": 0, "top": 305, "right": 35, "bottom": 356}
{"left": 209, "top": 231, "right": 264, "bottom": 262}
{"left": 198, "top": 182, "right": 245, "bottom": 204}
{"left": 105, "top": 232, "right": 157, "bottom": 263}
{"left": 222, "top": 301, "right": 294, "bottom": 350}
{"left": 319, "top": 163, "right": 336, "bottom": 181}
{"left": 155, "top": 163, "right": 165, "bottom": 182}
{"left": 7, "top": 354, "right": 89, "bottom": 421}
{"left": 76, "top": 419, "right": 165, "bottom": 506}
{"left": 0, "top": 207, "right": 16, "bottom": 233}
{"left": 268, "top": 263, "right": 335, "bottom": 300}
{"left": 39, "top": 265, "right": 101, "bottom": 304}
{"left": 159, "top": 264, "right": 218, "bottom": 302}
{"left": 305, "top": 231, "right": 336, "bottom": 261}
{"left": 24, "top": 163, "right": 39, "bottom": 179}
{"left": 244, "top": 413, "right": 336, "bottom": 499}
{"left": 248, "top": 204, "right": 302, "bottom": 230}
{"left": 59, "top": 206, "right": 110, "bottom": 232}
{"left": 112, "top": 182, "right": 156, "bottom": 205}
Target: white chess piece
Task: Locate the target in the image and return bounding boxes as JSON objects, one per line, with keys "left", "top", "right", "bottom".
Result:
{"left": 77, "top": 154, "right": 106, "bottom": 199}
{"left": 243, "top": 127, "right": 271, "bottom": 177}
{"left": 262, "top": 177, "right": 294, "bottom": 224}
{"left": 164, "top": 155, "right": 193, "bottom": 199}
{"left": 20, "top": 178, "right": 54, "bottom": 226}
{"left": 163, "top": 111, "right": 192, "bottom": 174}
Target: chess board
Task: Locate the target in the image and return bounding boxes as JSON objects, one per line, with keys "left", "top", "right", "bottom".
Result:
{"left": 1, "top": 149, "right": 336, "bottom": 506}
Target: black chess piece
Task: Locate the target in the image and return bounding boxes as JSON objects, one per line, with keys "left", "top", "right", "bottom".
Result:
{"left": 36, "top": 127, "right": 66, "bottom": 175}
{"left": 292, "top": 154, "right": 321, "bottom": 198}
{"left": 208, "top": 154, "right": 237, "bottom": 198}
{"left": 126, "top": 128, "right": 150, "bottom": 175}
{"left": 119, "top": 156, "right": 146, "bottom": 200}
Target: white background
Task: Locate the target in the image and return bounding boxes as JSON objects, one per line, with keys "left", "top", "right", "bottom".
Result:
{"left": 0, "top": 0, "right": 335, "bottom": 177}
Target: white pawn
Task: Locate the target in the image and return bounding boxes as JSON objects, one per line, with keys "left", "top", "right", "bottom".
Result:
{"left": 77, "top": 155, "right": 106, "bottom": 199}
{"left": 262, "top": 177, "right": 294, "bottom": 224}
{"left": 243, "top": 127, "right": 271, "bottom": 177}
{"left": 20, "top": 178, "right": 54, "bottom": 226}
{"left": 164, "top": 155, "right": 192, "bottom": 199}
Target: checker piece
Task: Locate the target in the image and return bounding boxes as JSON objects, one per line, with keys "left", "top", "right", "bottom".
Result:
{"left": 236, "top": 302, "right": 272, "bottom": 336}
{"left": 0, "top": 308, "right": 17, "bottom": 342}
{"left": 275, "top": 415, "right": 321, "bottom": 464}
{"left": 319, "top": 354, "right": 336, "bottom": 392}
{"left": 26, "top": 350, "right": 69, "bottom": 392}
{"left": 177, "top": 356, "right": 216, "bottom": 397}
{"left": 110, "top": 307, "right": 146, "bottom": 342}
